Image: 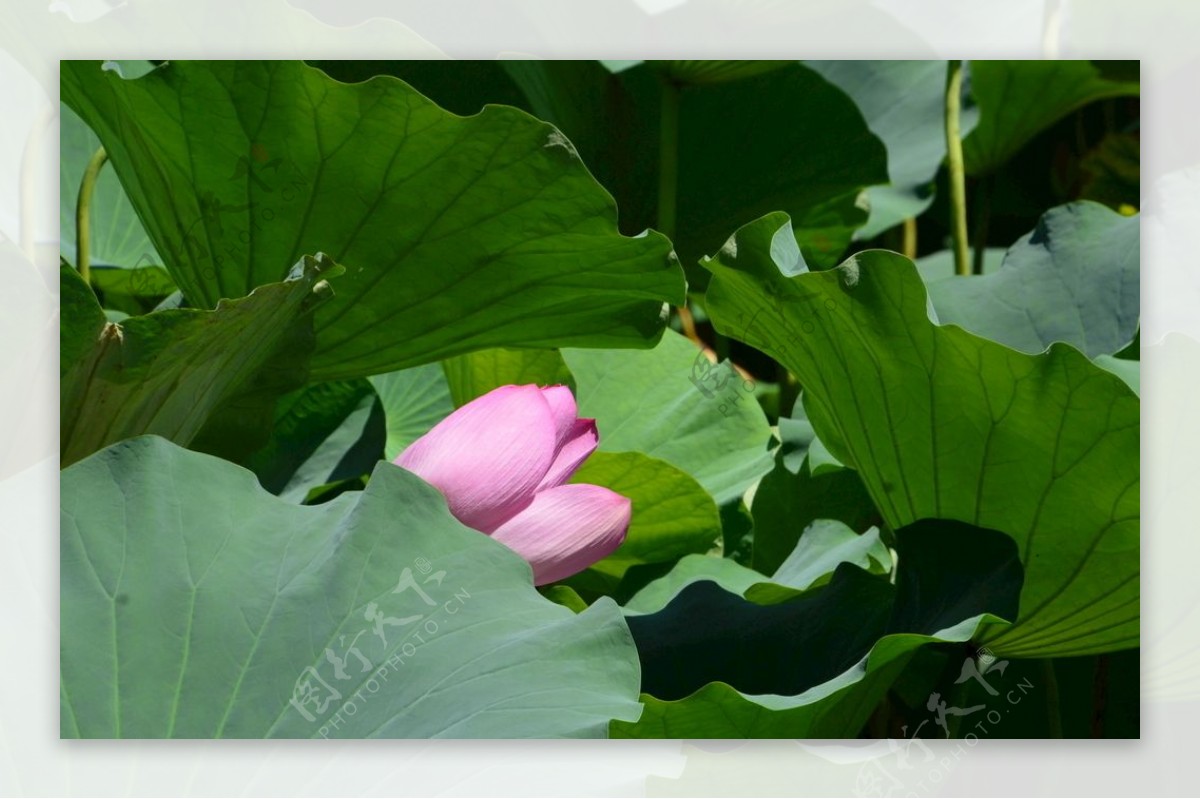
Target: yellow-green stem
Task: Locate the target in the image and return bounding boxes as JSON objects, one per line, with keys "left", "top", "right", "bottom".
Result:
{"left": 944, "top": 61, "right": 971, "bottom": 276}
{"left": 76, "top": 146, "right": 109, "bottom": 286}
{"left": 902, "top": 217, "right": 918, "bottom": 260}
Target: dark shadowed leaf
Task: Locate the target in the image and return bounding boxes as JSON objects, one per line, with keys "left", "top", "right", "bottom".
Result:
{"left": 504, "top": 61, "right": 889, "bottom": 270}
{"left": 964, "top": 60, "right": 1139, "bottom": 175}
{"left": 614, "top": 519, "right": 1020, "bottom": 736}
{"left": 242, "top": 379, "right": 385, "bottom": 502}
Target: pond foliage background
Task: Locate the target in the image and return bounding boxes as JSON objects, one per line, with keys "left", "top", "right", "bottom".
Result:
{"left": 57, "top": 57, "right": 1141, "bottom": 743}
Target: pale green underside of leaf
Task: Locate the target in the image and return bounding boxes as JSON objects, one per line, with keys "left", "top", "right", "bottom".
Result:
{"left": 766, "top": 520, "right": 890, "bottom": 596}
{"left": 60, "top": 436, "right": 642, "bottom": 738}
{"left": 369, "top": 362, "right": 455, "bottom": 460}
{"left": 917, "top": 247, "right": 1006, "bottom": 281}
{"left": 277, "top": 387, "right": 379, "bottom": 502}
{"left": 59, "top": 102, "right": 160, "bottom": 269}
{"left": 924, "top": 201, "right": 1139, "bottom": 359}
{"left": 702, "top": 214, "right": 1138, "bottom": 657}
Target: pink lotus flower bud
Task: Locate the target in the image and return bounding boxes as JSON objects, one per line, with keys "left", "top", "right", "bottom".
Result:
{"left": 395, "top": 384, "right": 631, "bottom": 585}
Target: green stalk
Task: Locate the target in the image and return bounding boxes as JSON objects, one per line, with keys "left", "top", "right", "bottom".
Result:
{"left": 944, "top": 61, "right": 971, "bottom": 277}
{"left": 76, "top": 146, "right": 109, "bottom": 286}
{"left": 902, "top": 217, "right": 918, "bottom": 260}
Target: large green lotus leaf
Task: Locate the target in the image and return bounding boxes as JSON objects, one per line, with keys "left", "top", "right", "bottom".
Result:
{"left": 964, "top": 60, "right": 1139, "bottom": 175}
{"left": 806, "top": 60, "right": 980, "bottom": 238}
{"left": 308, "top": 60, "right": 530, "bottom": 117}
{"left": 60, "top": 60, "right": 684, "bottom": 381}
{"left": 702, "top": 214, "right": 1138, "bottom": 657}
{"left": 59, "top": 102, "right": 159, "bottom": 269}
{"left": 441, "top": 347, "right": 573, "bottom": 408}
{"left": 614, "top": 519, "right": 1019, "bottom": 737}
{"left": 925, "top": 201, "right": 1140, "bottom": 359}
{"left": 368, "top": 363, "right": 455, "bottom": 460}
{"left": 566, "top": 452, "right": 722, "bottom": 590}
{"left": 320, "top": 60, "right": 886, "bottom": 273}
{"left": 242, "top": 379, "right": 385, "bottom": 502}
{"left": 60, "top": 436, "right": 642, "bottom": 738}
{"left": 60, "top": 255, "right": 334, "bottom": 468}
{"left": 562, "top": 329, "right": 774, "bottom": 505}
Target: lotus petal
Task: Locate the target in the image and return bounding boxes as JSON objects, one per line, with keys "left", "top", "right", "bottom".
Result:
{"left": 490, "top": 483, "right": 632, "bottom": 585}
{"left": 397, "top": 385, "right": 556, "bottom": 532}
